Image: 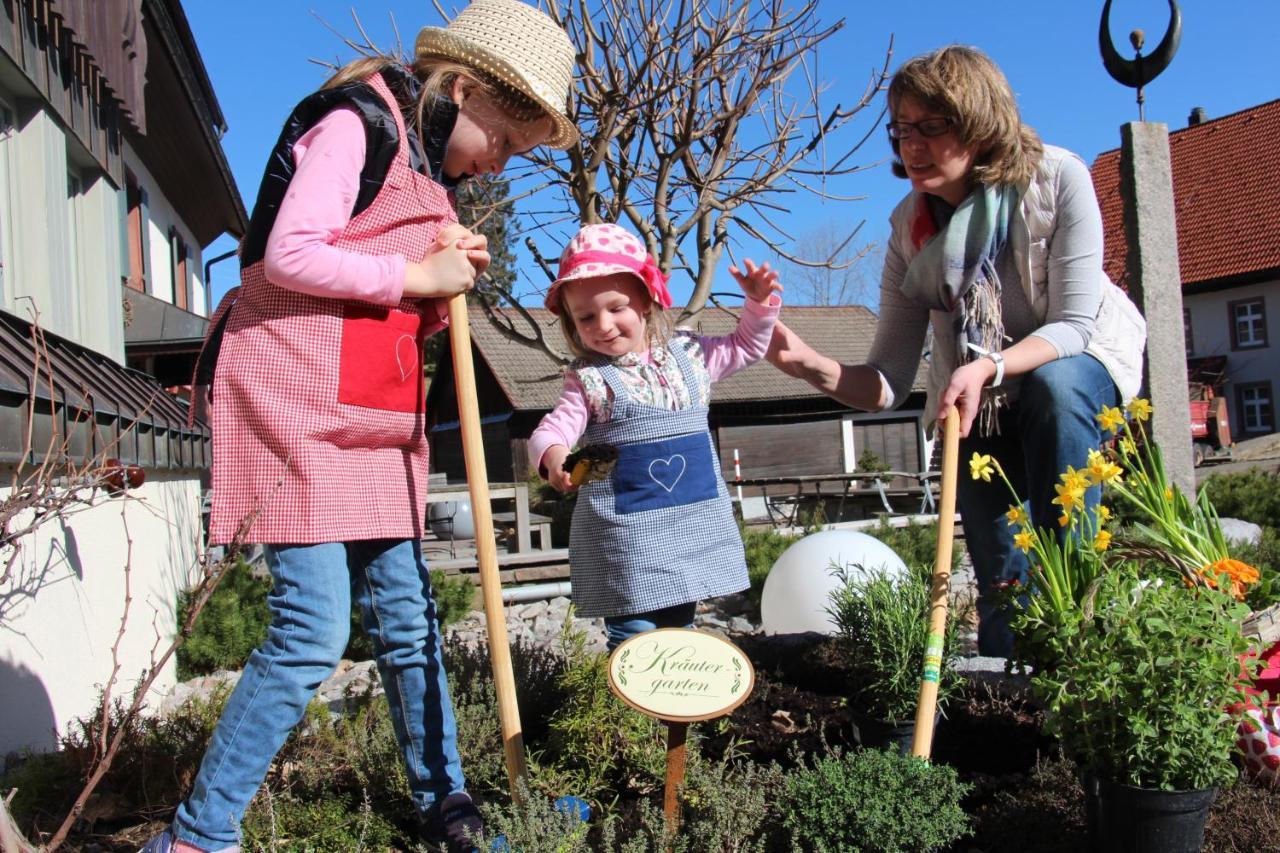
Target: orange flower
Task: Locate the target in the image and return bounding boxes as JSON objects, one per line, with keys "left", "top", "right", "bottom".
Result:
{"left": 1198, "top": 558, "right": 1261, "bottom": 600}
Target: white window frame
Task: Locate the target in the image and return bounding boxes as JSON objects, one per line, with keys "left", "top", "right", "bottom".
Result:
{"left": 1232, "top": 299, "right": 1267, "bottom": 349}
{"left": 1239, "top": 383, "right": 1274, "bottom": 433}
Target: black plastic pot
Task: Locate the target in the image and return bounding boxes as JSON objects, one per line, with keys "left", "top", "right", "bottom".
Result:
{"left": 852, "top": 710, "right": 941, "bottom": 755}
{"left": 1081, "top": 772, "right": 1218, "bottom": 853}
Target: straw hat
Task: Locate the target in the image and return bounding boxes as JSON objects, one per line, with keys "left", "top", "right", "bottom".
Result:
{"left": 415, "top": 0, "right": 579, "bottom": 149}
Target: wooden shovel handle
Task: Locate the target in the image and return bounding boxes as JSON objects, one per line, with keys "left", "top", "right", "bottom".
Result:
{"left": 447, "top": 293, "right": 528, "bottom": 798}
{"left": 911, "top": 408, "right": 960, "bottom": 760}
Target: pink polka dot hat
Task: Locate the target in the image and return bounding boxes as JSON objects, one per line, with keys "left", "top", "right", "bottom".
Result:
{"left": 544, "top": 223, "right": 673, "bottom": 314}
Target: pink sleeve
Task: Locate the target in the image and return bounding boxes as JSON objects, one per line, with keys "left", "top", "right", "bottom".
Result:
{"left": 262, "top": 106, "right": 408, "bottom": 304}
{"left": 528, "top": 375, "right": 591, "bottom": 477}
{"left": 698, "top": 295, "right": 782, "bottom": 380}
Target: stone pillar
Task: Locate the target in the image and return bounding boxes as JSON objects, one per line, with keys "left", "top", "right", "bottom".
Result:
{"left": 1119, "top": 122, "right": 1194, "bottom": 494}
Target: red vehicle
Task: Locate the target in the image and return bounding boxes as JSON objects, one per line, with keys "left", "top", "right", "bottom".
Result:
{"left": 1189, "top": 386, "right": 1232, "bottom": 466}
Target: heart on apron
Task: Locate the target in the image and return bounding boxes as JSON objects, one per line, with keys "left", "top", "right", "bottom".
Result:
{"left": 395, "top": 334, "right": 418, "bottom": 382}
{"left": 648, "top": 455, "right": 687, "bottom": 493}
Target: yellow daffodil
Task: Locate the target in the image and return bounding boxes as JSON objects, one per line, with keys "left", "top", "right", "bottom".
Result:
{"left": 1052, "top": 481, "right": 1084, "bottom": 520}
{"left": 1093, "top": 529, "right": 1112, "bottom": 552}
{"left": 1005, "top": 504, "right": 1029, "bottom": 528}
{"left": 1014, "top": 531, "right": 1035, "bottom": 553}
{"left": 1096, "top": 405, "right": 1125, "bottom": 434}
{"left": 1097, "top": 504, "right": 1112, "bottom": 525}
{"left": 970, "top": 452, "right": 995, "bottom": 482}
{"left": 1085, "top": 449, "right": 1123, "bottom": 485}
{"left": 1119, "top": 437, "right": 1137, "bottom": 457}
{"left": 1164, "top": 487, "right": 1174, "bottom": 501}
{"left": 1060, "top": 465, "right": 1091, "bottom": 494}
{"left": 1126, "top": 398, "right": 1153, "bottom": 422}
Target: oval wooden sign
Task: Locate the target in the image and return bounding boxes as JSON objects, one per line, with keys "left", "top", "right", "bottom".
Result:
{"left": 607, "top": 628, "right": 755, "bottom": 723}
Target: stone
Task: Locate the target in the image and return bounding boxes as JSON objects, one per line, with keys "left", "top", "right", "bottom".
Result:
{"left": 1219, "top": 517, "right": 1263, "bottom": 547}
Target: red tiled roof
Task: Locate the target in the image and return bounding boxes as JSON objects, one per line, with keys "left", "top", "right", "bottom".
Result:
{"left": 1091, "top": 99, "right": 1280, "bottom": 290}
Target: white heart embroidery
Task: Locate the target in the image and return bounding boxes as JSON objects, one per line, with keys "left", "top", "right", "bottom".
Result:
{"left": 648, "top": 455, "right": 687, "bottom": 493}
{"left": 394, "top": 334, "right": 417, "bottom": 382}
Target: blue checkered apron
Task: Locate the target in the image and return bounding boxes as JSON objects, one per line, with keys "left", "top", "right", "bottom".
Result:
{"left": 568, "top": 341, "right": 748, "bottom": 618}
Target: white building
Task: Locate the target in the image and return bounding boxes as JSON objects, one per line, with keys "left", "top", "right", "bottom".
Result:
{"left": 0, "top": 0, "right": 245, "bottom": 757}
{"left": 1093, "top": 100, "right": 1280, "bottom": 440}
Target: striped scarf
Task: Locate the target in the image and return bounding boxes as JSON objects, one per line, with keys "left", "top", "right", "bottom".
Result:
{"left": 901, "top": 184, "right": 1018, "bottom": 435}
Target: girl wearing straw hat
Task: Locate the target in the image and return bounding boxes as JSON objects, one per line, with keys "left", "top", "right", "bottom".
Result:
{"left": 145, "top": 3, "right": 576, "bottom": 852}
{"left": 529, "top": 223, "right": 783, "bottom": 650}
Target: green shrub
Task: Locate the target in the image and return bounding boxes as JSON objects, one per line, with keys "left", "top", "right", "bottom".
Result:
{"left": 828, "top": 563, "right": 961, "bottom": 722}
{"left": 1201, "top": 468, "right": 1280, "bottom": 529}
{"left": 778, "top": 747, "right": 971, "bottom": 853}
{"left": 536, "top": 619, "right": 667, "bottom": 798}
{"left": 242, "top": 790, "right": 399, "bottom": 852}
{"left": 180, "top": 561, "right": 476, "bottom": 676}
{"left": 1236, "top": 526, "right": 1280, "bottom": 609}
{"left": 177, "top": 558, "right": 270, "bottom": 680}
{"left": 676, "top": 754, "right": 785, "bottom": 852}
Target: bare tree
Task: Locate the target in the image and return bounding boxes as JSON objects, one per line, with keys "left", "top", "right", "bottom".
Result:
{"left": 484, "top": 0, "right": 892, "bottom": 358}
{"left": 784, "top": 222, "right": 880, "bottom": 307}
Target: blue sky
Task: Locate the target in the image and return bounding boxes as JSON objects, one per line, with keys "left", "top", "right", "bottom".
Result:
{"left": 187, "top": 1, "right": 1280, "bottom": 308}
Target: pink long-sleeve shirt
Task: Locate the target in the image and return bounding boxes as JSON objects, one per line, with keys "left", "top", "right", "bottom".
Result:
{"left": 529, "top": 295, "right": 781, "bottom": 475}
{"left": 262, "top": 106, "right": 408, "bottom": 305}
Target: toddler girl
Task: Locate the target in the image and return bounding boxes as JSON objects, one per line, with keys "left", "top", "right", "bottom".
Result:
{"left": 530, "top": 223, "right": 782, "bottom": 649}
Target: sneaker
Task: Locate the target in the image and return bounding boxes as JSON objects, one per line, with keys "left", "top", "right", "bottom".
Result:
{"left": 421, "top": 791, "right": 484, "bottom": 853}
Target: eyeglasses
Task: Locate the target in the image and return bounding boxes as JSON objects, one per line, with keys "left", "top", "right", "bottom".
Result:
{"left": 885, "top": 117, "right": 956, "bottom": 140}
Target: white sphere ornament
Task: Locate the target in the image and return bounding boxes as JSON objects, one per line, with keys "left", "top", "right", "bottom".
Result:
{"left": 760, "top": 530, "right": 909, "bottom": 635}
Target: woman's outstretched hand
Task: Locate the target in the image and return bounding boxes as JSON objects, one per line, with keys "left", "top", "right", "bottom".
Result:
{"left": 729, "top": 259, "right": 783, "bottom": 304}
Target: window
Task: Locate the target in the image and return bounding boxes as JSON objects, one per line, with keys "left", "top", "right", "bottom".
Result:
{"left": 1229, "top": 298, "right": 1267, "bottom": 349}
{"left": 1237, "top": 382, "right": 1275, "bottom": 434}
{"left": 1183, "top": 307, "right": 1193, "bottom": 355}
{"left": 125, "top": 172, "right": 148, "bottom": 292}
{"left": 0, "top": 98, "right": 14, "bottom": 302}
{"left": 170, "top": 229, "right": 190, "bottom": 311}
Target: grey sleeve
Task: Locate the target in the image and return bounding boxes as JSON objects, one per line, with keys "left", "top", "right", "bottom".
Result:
{"left": 866, "top": 229, "right": 931, "bottom": 410}
{"left": 1029, "top": 154, "right": 1105, "bottom": 357}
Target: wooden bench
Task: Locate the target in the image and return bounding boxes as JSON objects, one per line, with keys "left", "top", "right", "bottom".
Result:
{"left": 492, "top": 510, "right": 554, "bottom": 551}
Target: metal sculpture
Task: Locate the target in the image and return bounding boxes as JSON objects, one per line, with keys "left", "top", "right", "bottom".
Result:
{"left": 1099, "top": 0, "right": 1182, "bottom": 120}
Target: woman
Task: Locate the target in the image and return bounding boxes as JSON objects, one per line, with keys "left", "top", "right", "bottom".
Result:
{"left": 768, "top": 46, "right": 1146, "bottom": 656}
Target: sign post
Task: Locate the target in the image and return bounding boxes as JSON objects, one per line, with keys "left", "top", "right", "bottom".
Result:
{"left": 607, "top": 629, "right": 755, "bottom": 833}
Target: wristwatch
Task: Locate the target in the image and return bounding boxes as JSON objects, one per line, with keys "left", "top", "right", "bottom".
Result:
{"left": 984, "top": 351, "right": 1005, "bottom": 388}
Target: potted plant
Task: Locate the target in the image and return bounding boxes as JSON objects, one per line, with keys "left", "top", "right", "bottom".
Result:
{"left": 1034, "top": 567, "right": 1254, "bottom": 852}
{"left": 828, "top": 562, "right": 961, "bottom": 753}
{"left": 970, "top": 398, "right": 1264, "bottom": 852}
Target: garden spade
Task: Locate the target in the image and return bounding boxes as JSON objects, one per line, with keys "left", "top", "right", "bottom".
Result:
{"left": 911, "top": 408, "right": 960, "bottom": 760}
{"left": 446, "top": 293, "right": 528, "bottom": 800}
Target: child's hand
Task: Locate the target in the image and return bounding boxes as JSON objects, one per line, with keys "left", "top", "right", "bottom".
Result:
{"left": 542, "top": 445, "right": 575, "bottom": 493}
{"left": 404, "top": 225, "right": 479, "bottom": 298}
{"left": 729, "top": 259, "right": 782, "bottom": 305}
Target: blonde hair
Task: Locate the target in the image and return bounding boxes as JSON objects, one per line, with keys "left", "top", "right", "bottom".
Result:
{"left": 321, "top": 54, "right": 551, "bottom": 155}
{"left": 888, "top": 45, "right": 1043, "bottom": 188}
{"left": 554, "top": 281, "right": 674, "bottom": 361}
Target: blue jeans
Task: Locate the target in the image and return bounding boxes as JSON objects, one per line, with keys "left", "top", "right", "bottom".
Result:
{"left": 955, "top": 354, "right": 1120, "bottom": 658}
{"left": 173, "top": 539, "right": 464, "bottom": 849}
{"left": 604, "top": 602, "right": 697, "bottom": 651}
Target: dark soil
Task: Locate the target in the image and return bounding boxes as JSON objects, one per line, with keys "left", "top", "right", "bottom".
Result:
{"left": 727, "top": 633, "right": 1280, "bottom": 853}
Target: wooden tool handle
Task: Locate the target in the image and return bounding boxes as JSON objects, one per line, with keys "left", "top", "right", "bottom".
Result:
{"left": 447, "top": 293, "right": 528, "bottom": 798}
{"left": 911, "top": 408, "right": 960, "bottom": 760}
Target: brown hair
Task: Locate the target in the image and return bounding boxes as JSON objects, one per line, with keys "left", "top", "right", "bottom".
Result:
{"left": 554, "top": 280, "right": 674, "bottom": 360}
{"left": 321, "top": 54, "right": 550, "bottom": 156}
{"left": 887, "top": 45, "right": 1043, "bottom": 187}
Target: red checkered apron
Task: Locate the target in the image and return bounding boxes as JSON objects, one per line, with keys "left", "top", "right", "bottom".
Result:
{"left": 208, "top": 73, "right": 453, "bottom": 545}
